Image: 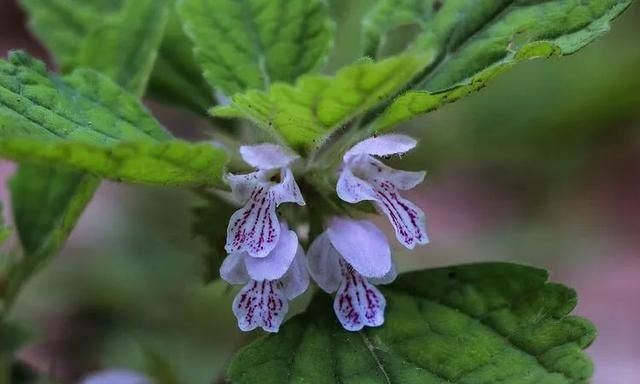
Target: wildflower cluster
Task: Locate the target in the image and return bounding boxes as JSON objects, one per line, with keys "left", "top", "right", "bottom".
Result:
{"left": 219, "top": 135, "right": 428, "bottom": 332}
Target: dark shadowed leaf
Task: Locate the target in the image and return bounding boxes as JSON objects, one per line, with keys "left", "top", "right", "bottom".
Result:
{"left": 228, "top": 263, "right": 596, "bottom": 384}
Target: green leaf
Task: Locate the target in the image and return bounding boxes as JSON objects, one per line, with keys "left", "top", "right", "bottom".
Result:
{"left": 74, "top": 0, "right": 171, "bottom": 96}
{"left": 0, "top": 52, "right": 171, "bottom": 142}
{"left": 9, "top": 166, "right": 97, "bottom": 275}
{"left": 362, "top": 0, "right": 431, "bottom": 57}
{"left": 228, "top": 263, "right": 595, "bottom": 384}
{"left": 1, "top": 140, "right": 227, "bottom": 187}
{"left": 211, "top": 54, "right": 431, "bottom": 151}
{"left": 147, "top": 10, "right": 215, "bottom": 115}
{"left": 370, "top": 0, "right": 633, "bottom": 131}
{"left": 1, "top": 321, "right": 31, "bottom": 354}
{"left": 7, "top": 168, "right": 99, "bottom": 304}
{"left": 20, "top": 0, "right": 125, "bottom": 70}
{"left": 0, "top": 52, "right": 228, "bottom": 186}
{"left": 178, "top": 0, "right": 334, "bottom": 96}
{"left": 20, "top": 0, "right": 210, "bottom": 112}
{"left": 0, "top": 203, "right": 10, "bottom": 247}
{"left": 143, "top": 348, "right": 184, "bottom": 384}
{"left": 9, "top": 0, "right": 174, "bottom": 312}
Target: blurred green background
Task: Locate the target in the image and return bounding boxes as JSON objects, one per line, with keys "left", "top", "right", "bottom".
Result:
{"left": 1, "top": 0, "right": 639, "bottom": 383}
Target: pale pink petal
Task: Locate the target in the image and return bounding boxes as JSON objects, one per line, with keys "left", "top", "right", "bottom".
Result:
{"left": 81, "top": 370, "right": 151, "bottom": 384}
{"left": 271, "top": 168, "right": 305, "bottom": 205}
{"left": 225, "top": 185, "right": 280, "bottom": 257}
{"left": 344, "top": 134, "right": 417, "bottom": 161}
{"left": 369, "top": 260, "right": 398, "bottom": 285}
{"left": 334, "top": 259, "right": 386, "bottom": 332}
{"left": 355, "top": 156, "right": 426, "bottom": 190}
{"left": 336, "top": 165, "right": 377, "bottom": 204}
{"left": 232, "top": 280, "right": 288, "bottom": 333}
{"left": 225, "top": 170, "right": 267, "bottom": 203}
{"left": 370, "top": 179, "right": 429, "bottom": 249}
{"left": 244, "top": 223, "right": 298, "bottom": 281}
{"left": 327, "top": 218, "right": 391, "bottom": 278}
{"left": 220, "top": 252, "right": 249, "bottom": 285}
{"left": 280, "top": 245, "right": 309, "bottom": 299}
{"left": 240, "top": 143, "right": 298, "bottom": 170}
{"left": 306, "top": 232, "right": 342, "bottom": 293}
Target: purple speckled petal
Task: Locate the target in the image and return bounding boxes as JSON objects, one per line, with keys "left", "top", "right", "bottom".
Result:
{"left": 225, "top": 184, "right": 280, "bottom": 258}
{"left": 355, "top": 156, "right": 425, "bottom": 190}
{"left": 232, "top": 279, "right": 288, "bottom": 333}
{"left": 369, "top": 178, "right": 428, "bottom": 249}
{"left": 333, "top": 259, "right": 386, "bottom": 332}
{"left": 336, "top": 164, "right": 377, "bottom": 204}
{"left": 226, "top": 170, "right": 269, "bottom": 203}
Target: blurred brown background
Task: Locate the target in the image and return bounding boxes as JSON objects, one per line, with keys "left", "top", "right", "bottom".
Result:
{"left": 1, "top": 0, "right": 639, "bottom": 383}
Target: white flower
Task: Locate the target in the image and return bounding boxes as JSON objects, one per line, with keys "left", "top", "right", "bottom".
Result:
{"left": 307, "top": 217, "right": 396, "bottom": 331}
{"left": 225, "top": 143, "right": 305, "bottom": 258}
{"left": 81, "top": 369, "right": 151, "bottom": 384}
{"left": 337, "top": 134, "right": 429, "bottom": 249}
{"left": 221, "top": 222, "right": 309, "bottom": 333}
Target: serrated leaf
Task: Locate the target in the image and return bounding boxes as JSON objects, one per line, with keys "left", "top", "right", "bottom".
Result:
{"left": 228, "top": 263, "right": 595, "bottom": 384}
{"left": 75, "top": 0, "right": 171, "bottom": 96}
{"left": 0, "top": 52, "right": 227, "bottom": 186}
{"left": 20, "top": 0, "right": 211, "bottom": 112}
{"left": 20, "top": 0, "right": 125, "bottom": 70}
{"left": 9, "top": 0, "right": 176, "bottom": 311}
{"left": 211, "top": 54, "right": 432, "bottom": 151}
{"left": 2, "top": 140, "right": 226, "bottom": 187}
{"left": 178, "top": 0, "right": 334, "bottom": 96}
{"left": 0, "top": 52, "right": 171, "bottom": 142}
{"left": 369, "top": 0, "right": 633, "bottom": 131}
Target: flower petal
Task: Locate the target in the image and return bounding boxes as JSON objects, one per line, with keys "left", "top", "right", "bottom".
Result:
{"left": 245, "top": 223, "right": 298, "bottom": 281}
{"left": 369, "top": 259, "right": 397, "bottom": 285}
{"left": 225, "top": 170, "right": 267, "bottom": 203}
{"left": 280, "top": 245, "right": 310, "bottom": 299}
{"left": 232, "top": 280, "right": 288, "bottom": 333}
{"left": 307, "top": 232, "right": 342, "bottom": 293}
{"left": 370, "top": 179, "right": 429, "bottom": 249}
{"left": 327, "top": 218, "right": 391, "bottom": 278}
{"left": 81, "top": 369, "right": 151, "bottom": 384}
{"left": 225, "top": 185, "right": 280, "bottom": 258}
{"left": 240, "top": 143, "right": 298, "bottom": 170}
{"left": 336, "top": 165, "right": 377, "bottom": 204}
{"left": 344, "top": 134, "right": 417, "bottom": 161}
{"left": 356, "top": 156, "right": 425, "bottom": 190}
{"left": 334, "top": 259, "right": 386, "bottom": 332}
{"left": 220, "top": 252, "right": 249, "bottom": 284}
{"left": 271, "top": 168, "right": 305, "bottom": 205}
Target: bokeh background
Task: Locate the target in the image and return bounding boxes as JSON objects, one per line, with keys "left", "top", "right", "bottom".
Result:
{"left": 1, "top": 0, "right": 639, "bottom": 383}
